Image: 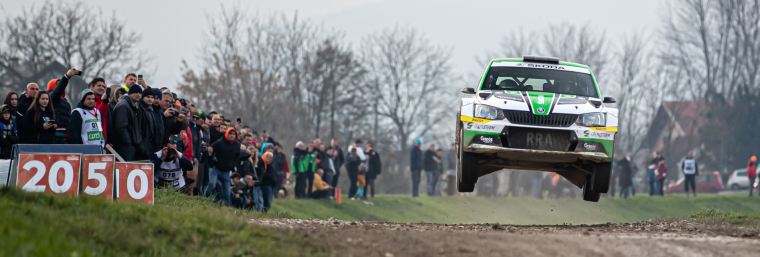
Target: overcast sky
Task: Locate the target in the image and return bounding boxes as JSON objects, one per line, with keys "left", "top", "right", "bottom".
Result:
{"left": 1, "top": 0, "right": 664, "bottom": 87}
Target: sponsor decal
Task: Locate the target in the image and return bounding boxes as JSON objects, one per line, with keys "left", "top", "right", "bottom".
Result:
{"left": 589, "top": 126, "right": 618, "bottom": 133}
{"left": 479, "top": 136, "right": 494, "bottom": 144}
{"left": 460, "top": 115, "right": 491, "bottom": 124}
{"left": 581, "top": 130, "right": 614, "bottom": 140}
{"left": 490, "top": 61, "right": 592, "bottom": 74}
{"left": 583, "top": 142, "right": 598, "bottom": 151}
{"left": 472, "top": 124, "right": 497, "bottom": 131}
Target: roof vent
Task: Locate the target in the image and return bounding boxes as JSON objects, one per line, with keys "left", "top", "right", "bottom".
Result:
{"left": 523, "top": 56, "right": 560, "bottom": 64}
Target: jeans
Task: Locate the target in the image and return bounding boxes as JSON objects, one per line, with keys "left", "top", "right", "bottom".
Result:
{"left": 684, "top": 174, "right": 696, "bottom": 195}
{"left": 261, "top": 185, "right": 275, "bottom": 212}
{"left": 655, "top": 179, "right": 665, "bottom": 196}
{"left": 253, "top": 186, "right": 264, "bottom": 211}
{"left": 426, "top": 170, "right": 440, "bottom": 196}
{"left": 207, "top": 167, "right": 231, "bottom": 205}
{"left": 750, "top": 176, "right": 757, "bottom": 197}
{"left": 411, "top": 168, "right": 421, "bottom": 197}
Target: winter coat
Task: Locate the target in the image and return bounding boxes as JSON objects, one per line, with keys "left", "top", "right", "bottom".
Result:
{"left": 259, "top": 159, "right": 278, "bottom": 187}
{"left": 21, "top": 107, "right": 56, "bottom": 144}
{"left": 0, "top": 119, "right": 18, "bottom": 159}
{"left": 367, "top": 149, "right": 382, "bottom": 180}
{"left": 655, "top": 160, "right": 667, "bottom": 180}
{"left": 93, "top": 95, "right": 110, "bottom": 142}
{"left": 111, "top": 96, "right": 143, "bottom": 149}
{"left": 346, "top": 154, "right": 361, "bottom": 177}
{"left": 410, "top": 146, "right": 423, "bottom": 171}
{"left": 617, "top": 158, "right": 634, "bottom": 187}
{"left": 209, "top": 133, "right": 241, "bottom": 172}
{"left": 748, "top": 160, "right": 758, "bottom": 178}
{"left": 423, "top": 149, "right": 438, "bottom": 172}
{"left": 237, "top": 151, "right": 257, "bottom": 179}
{"left": 291, "top": 148, "right": 315, "bottom": 174}
{"left": 138, "top": 102, "right": 159, "bottom": 155}
{"left": 50, "top": 75, "right": 72, "bottom": 130}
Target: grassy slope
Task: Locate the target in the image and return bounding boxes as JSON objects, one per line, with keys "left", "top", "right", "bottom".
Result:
{"left": 4, "top": 188, "right": 760, "bottom": 257}
{"left": 0, "top": 188, "right": 325, "bottom": 257}
{"left": 271, "top": 193, "right": 760, "bottom": 225}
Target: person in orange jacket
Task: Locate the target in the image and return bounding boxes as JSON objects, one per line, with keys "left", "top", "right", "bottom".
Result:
{"left": 747, "top": 155, "right": 757, "bottom": 197}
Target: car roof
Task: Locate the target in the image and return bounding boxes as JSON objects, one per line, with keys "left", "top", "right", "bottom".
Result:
{"left": 489, "top": 57, "right": 591, "bottom": 69}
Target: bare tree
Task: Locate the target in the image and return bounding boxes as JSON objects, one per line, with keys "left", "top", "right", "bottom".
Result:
{"left": 0, "top": 0, "right": 147, "bottom": 92}
{"left": 361, "top": 26, "right": 454, "bottom": 158}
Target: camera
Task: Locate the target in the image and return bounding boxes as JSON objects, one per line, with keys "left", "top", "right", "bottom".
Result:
{"left": 75, "top": 70, "right": 83, "bottom": 76}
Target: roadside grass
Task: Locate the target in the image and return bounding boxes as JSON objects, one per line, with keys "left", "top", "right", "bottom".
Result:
{"left": 4, "top": 187, "right": 759, "bottom": 257}
{"left": 689, "top": 209, "right": 760, "bottom": 225}
{"left": 271, "top": 193, "right": 760, "bottom": 225}
{"left": 0, "top": 187, "right": 326, "bottom": 257}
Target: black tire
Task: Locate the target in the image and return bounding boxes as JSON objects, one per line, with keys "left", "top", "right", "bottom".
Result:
{"left": 592, "top": 163, "right": 612, "bottom": 193}
{"left": 456, "top": 120, "right": 477, "bottom": 192}
{"left": 582, "top": 175, "right": 600, "bottom": 202}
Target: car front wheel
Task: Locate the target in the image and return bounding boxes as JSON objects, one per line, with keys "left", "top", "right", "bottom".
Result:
{"left": 456, "top": 120, "right": 477, "bottom": 192}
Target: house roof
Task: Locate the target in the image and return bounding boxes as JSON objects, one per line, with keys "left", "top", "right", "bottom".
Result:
{"left": 661, "top": 101, "right": 709, "bottom": 136}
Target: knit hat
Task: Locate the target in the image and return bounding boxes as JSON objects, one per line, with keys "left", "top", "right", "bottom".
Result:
{"left": 79, "top": 88, "right": 95, "bottom": 104}
{"left": 141, "top": 87, "right": 155, "bottom": 98}
{"left": 151, "top": 88, "right": 162, "bottom": 98}
{"left": 224, "top": 127, "right": 237, "bottom": 142}
{"left": 414, "top": 138, "right": 423, "bottom": 145}
{"left": 0, "top": 104, "right": 10, "bottom": 113}
{"left": 128, "top": 84, "right": 143, "bottom": 95}
{"left": 47, "top": 79, "right": 59, "bottom": 92}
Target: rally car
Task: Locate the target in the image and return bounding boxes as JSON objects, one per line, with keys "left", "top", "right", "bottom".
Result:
{"left": 456, "top": 56, "right": 618, "bottom": 202}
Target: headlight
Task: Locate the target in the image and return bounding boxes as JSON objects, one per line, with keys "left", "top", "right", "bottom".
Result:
{"left": 577, "top": 113, "right": 606, "bottom": 127}
{"left": 474, "top": 104, "right": 500, "bottom": 120}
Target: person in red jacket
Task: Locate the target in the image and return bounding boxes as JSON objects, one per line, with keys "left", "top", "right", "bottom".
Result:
{"left": 87, "top": 78, "right": 110, "bottom": 142}
{"left": 655, "top": 156, "right": 667, "bottom": 196}
{"left": 748, "top": 155, "right": 757, "bottom": 197}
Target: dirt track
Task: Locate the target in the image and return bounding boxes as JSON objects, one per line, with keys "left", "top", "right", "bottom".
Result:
{"left": 251, "top": 218, "right": 760, "bottom": 257}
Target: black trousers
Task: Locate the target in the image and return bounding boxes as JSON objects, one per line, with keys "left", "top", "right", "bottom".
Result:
{"left": 295, "top": 173, "right": 307, "bottom": 198}
{"left": 684, "top": 174, "right": 696, "bottom": 195}
{"left": 348, "top": 170, "right": 358, "bottom": 197}
{"left": 306, "top": 171, "right": 314, "bottom": 197}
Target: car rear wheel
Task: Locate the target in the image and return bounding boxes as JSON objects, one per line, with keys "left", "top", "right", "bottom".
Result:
{"left": 456, "top": 119, "right": 477, "bottom": 192}
{"left": 582, "top": 175, "right": 600, "bottom": 202}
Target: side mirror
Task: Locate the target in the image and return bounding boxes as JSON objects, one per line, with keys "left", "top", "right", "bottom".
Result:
{"left": 603, "top": 97, "right": 616, "bottom": 104}
{"left": 461, "top": 87, "right": 476, "bottom": 94}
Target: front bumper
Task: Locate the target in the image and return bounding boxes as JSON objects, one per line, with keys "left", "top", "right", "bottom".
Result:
{"left": 466, "top": 143, "right": 610, "bottom": 164}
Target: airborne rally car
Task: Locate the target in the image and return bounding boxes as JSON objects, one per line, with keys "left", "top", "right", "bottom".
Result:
{"left": 456, "top": 56, "right": 618, "bottom": 202}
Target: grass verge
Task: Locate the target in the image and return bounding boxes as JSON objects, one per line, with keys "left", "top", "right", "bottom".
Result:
{"left": 0, "top": 187, "right": 326, "bottom": 257}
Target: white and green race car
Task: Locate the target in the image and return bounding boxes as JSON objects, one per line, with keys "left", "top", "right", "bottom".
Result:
{"left": 456, "top": 56, "right": 618, "bottom": 202}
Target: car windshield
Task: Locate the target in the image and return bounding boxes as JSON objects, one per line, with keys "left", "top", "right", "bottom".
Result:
{"left": 481, "top": 66, "right": 598, "bottom": 98}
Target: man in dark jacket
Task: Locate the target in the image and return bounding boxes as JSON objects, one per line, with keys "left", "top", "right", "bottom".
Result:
{"left": 67, "top": 89, "right": 105, "bottom": 149}
{"left": 207, "top": 127, "right": 241, "bottom": 206}
{"left": 366, "top": 142, "right": 382, "bottom": 198}
{"left": 158, "top": 91, "right": 186, "bottom": 145}
{"left": 423, "top": 143, "right": 439, "bottom": 196}
{"left": 48, "top": 68, "right": 79, "bottom": 143}
{"left": 16, "top": 82, "right": 40, "bottom": 138}
{"left": 111, "top": 85, "right": 144, "bottom": 161}
{"left": 329, "top": 138, "right": 345, "bottom": 188}
{"left": 409, "top": 138, "right": 424, "bottom": 197}
{"left": 137, "top": 89, "right": 160, "bottom": 159}
{"left": 617, "top": 156, "right": 635, "bottom": 199}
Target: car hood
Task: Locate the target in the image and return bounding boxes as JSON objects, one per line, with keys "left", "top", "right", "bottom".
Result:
{"left": 477, "top": 90, "right": 607, "bottom": 115}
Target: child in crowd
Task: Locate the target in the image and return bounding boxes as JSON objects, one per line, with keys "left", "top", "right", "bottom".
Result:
{"left": 353, "top": 164, "right": 367, "bottom": 200}
{"left": 231, "top": 173, "right": 248, "bottom": 208}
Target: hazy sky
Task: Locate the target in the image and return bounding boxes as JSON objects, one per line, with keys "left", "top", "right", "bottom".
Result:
{"left": 1, "top": 0, "right": 664, "bottom": 87}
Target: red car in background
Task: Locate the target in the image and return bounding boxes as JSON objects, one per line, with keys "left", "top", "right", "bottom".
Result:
{"left": 667, "top": 171, "right": 724, "bottom": 193}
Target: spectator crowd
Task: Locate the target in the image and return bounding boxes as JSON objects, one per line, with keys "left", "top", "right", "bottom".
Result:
{"left": 0, "top": 69, "right": 383, "bottom": 212}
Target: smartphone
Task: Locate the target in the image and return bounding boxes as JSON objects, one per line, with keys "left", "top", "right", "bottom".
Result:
{"left": 137, "top": 74, "right": 143, "bottom": 80}
{"left": 236, "top": 118, "right": 242, "bottom": 123}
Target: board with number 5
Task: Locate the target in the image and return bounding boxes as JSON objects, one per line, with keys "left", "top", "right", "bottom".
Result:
{"left": 81, "top": 155, "right": 115, "bottom": 199}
